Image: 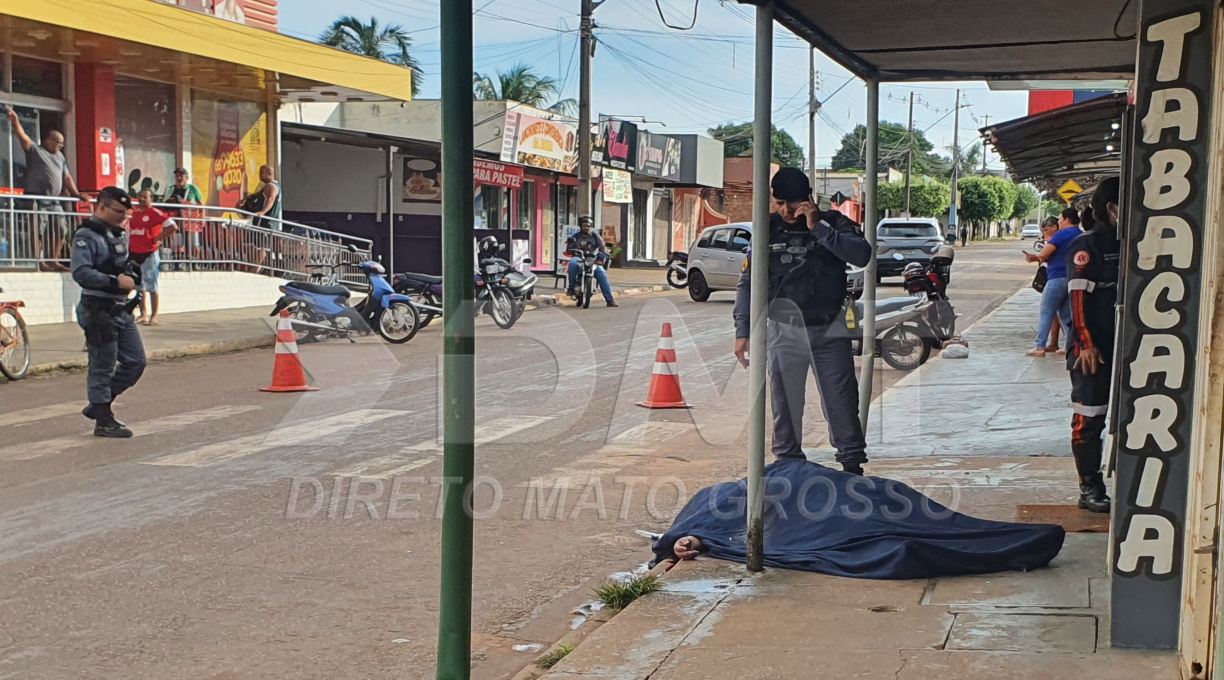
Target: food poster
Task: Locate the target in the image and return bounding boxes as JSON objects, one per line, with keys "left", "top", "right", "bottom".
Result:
{"left": 191, "top": 95, "right": 267, "bottom": 208}
{"left": 402, "top": 156, "right": 442, "bottom": 202}
{"left": 500, "top": 111, "right": 577, "bottom": 174}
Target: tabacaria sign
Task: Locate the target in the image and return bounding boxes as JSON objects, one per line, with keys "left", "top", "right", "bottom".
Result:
{"left": 1111, "top": 0, "right": 1215, "bottom": 649}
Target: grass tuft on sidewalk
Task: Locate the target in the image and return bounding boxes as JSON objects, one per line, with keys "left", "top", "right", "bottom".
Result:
{"left": 535, "top": 643, "right": 573, "bottom": 669}
{"left": 594, "top": 574, "right": 662, "bottom": 611}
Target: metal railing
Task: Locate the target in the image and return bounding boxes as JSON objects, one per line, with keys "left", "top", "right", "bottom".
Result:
{"left": 0, "top": 194, "right": 372, "bottom": 288}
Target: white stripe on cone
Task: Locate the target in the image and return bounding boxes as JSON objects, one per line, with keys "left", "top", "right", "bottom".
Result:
{"left": 653, "top": 361, "right": 679, "bottom": 376}
{"left": 275, "top": 341, "right": 300, "bottom": 355}
{"left": 658, "top": 337, "right": 674, "bottom": 350}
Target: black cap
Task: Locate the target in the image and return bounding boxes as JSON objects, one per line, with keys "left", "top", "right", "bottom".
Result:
{"left": 770, "top": 167, "right": 811, "bottom": 202}
{"left": 97, "top": 186, "right": 132, "bottom": 210}
{"left": 173, "top": 167, "right": 189, "bottom": 175}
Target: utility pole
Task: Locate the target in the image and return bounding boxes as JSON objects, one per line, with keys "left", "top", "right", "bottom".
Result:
{"left": 980, "top": 115, "right": 990, "bottom": 176}
{"left": 948, "top": 88, "right": 960, "bottom": 242}
{"left": 808, "top": 48, "right": 820, "bottom": 194}
{"left": 903, "top": 90, "right": 914, "bottom": 216}
{"left": 577, "top": 0, "right": 595, "bottom": 217}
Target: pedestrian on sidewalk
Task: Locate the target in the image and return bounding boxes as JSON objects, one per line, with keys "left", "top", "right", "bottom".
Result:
{"left": 165, "top": 167, "right": 203, "bottom": 267}
{"left": 71, "top": 187, "right": 146, "bottom": 438}
{"left": 1024, "top": 212, "right": 1079, "bottom": 356}
{"left": 1064, "top": 177, "right": 1121, "bottom": 514}
{"left": 129, "top": 190, "right": 178, "bottom": 326}
{"left": 565, "top": 215, "right": 618, "bottom": 307}
{"left": 6, "top": 106, "right": 83, "bottom": 271}
{"left": 959, "top": 224, "right": 968, "bottom": 247}
{"left": 732, "top": 168, "right": 873, "bottom": 475}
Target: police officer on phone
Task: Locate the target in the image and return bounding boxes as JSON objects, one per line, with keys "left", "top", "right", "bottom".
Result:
{"left": 72, "top": 186, "right": 147, "bottom": 438}
{"left": 732, "top": 168, "right": 873, "bottom": 474}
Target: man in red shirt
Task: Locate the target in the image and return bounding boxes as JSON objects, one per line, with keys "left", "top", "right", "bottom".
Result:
{"left": 129, "top": 190, "right": 177, "bottom": 325}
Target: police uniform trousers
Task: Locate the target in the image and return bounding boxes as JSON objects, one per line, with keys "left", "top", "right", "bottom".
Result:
{"left": 77, "top": 298, "right": 147, "bottom": 406}
{"left": 767, "top": 318, "right": 867, "bottom": 465}
{"left": 1068, "top": 349, "right": 1111, "bottom": 480}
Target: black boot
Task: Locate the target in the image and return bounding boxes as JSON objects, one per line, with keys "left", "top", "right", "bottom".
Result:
{"left": 841, "top": 463, "right": 864, "bottom": 476}
{"left": 94, "top": 416, "right": 133, "bottom": 438}
{"left": 1078, "top": 474, "right": 1111, "bottom": 513}
{"left": 83, "top": 402, "right": 125, "bottom": 428}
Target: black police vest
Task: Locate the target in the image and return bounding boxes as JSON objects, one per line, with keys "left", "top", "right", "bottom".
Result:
{"left": 766, "top": 215, "right": 849, "bottom": 322}
{"left": 77, "top": 218, "right": 130, "bottom": 276}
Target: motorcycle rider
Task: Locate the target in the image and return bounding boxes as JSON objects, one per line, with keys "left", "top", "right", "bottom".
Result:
{"left": 566, "top": 215, "right": 618, "bottom": 308}
{"left": 732, "top": 168, "right": 873, "bottom": 474}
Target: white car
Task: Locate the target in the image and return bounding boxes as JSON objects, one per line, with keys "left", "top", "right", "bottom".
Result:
{"left": 1021, "top": 223, "right": 1043, "bottom": 239}
{"left": 686, "top": 222, "right": 866, "bottom": 302}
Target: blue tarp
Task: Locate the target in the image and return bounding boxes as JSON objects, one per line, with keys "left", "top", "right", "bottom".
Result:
{"left": 653, "top": 459, "right": 1065, "bottom": 580}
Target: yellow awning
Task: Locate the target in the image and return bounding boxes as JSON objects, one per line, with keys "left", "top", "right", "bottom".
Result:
{"left": 2, "top": 0, "right": 413, "bottom": 101}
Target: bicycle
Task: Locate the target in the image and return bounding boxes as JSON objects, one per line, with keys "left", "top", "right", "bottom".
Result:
{"left": 0, "top": 287, "right": 30, "bottom": 380}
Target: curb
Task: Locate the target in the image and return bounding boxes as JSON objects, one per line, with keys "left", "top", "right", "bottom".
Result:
{"left": 544, "top": 283, "right": 674, "bottom": 308}
{"left": 28, "top": 335, "right": 275, "bottom": 377}
{"left": 510, "top": 558, "right": 675, "bottom": 680}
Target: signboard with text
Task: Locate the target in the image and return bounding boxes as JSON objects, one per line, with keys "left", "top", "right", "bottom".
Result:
{"left": 473, "top": 159, "right": 524, "bottom": 189}
{"left": 500, "top": 111, "right": 578, "bottom": 174}
{"left": 592, "top": 119, "right": 638, "bottom": 173}
{"left": 636, "top": 130, "right": 682, "bottom": 181}
{"left": 603, "top": 168, "right": 632, "bottom": 203}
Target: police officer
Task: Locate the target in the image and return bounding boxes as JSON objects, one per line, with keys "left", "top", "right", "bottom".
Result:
{"left": 733, "top": 168, "right": 874, "bottom": 474}
{"left": 72, "top": 186, "right": 147, "bottom": 438}
{"left": 1063, "top": 176, "right": 1120, "bottom": 513}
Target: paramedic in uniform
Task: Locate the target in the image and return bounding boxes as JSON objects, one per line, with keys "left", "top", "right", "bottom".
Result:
{"left": 72, "top": 187, "right": 146, "bottom": 438}
{"left": 732, "top": 168, "right": 874, "bottom": 474}
{"left": 1063, "top": 176, "right": 1121, "bottom": 513}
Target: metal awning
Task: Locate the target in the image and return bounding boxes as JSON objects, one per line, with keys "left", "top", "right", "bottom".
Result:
{"left": 4, "top": 0, "right": 414, "bottom": 101}
{"left": 763, "top": 0, "right": 1138, "bottom": 81}
{"left": 980, "top": 92, "right": 1127, "bottom": 185}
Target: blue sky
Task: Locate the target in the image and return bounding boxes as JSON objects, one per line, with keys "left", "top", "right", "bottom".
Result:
{"left": 279, "top": 0, "right": 1029, "bottom": 170}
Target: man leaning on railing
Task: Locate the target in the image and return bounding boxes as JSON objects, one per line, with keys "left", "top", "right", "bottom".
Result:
{"left": 6, "top": 105, "right": 84, "bottom": 271}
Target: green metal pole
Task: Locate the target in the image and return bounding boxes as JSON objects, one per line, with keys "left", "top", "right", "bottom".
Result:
{"left": 436, "top": 0, "right": 475, "bottom": 677}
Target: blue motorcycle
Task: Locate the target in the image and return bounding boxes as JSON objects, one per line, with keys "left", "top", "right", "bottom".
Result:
{"left": 270, "top": 259, "right": 421, "bottom": 344}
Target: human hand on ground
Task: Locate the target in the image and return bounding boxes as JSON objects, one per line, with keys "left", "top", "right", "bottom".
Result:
{"left": 674, "top": 536, "right": 703, "bottom": 560}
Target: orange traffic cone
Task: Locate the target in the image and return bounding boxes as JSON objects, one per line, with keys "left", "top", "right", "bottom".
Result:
{"left": 637, "top": 323, "right": 690, "bottom": 409}
{"left": 260, "top": 310, "right": 318, "bottom": 393}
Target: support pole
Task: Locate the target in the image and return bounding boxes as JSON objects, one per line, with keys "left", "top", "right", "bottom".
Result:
{"left": 808, "top": 47, "right": 818, "bottom": 193}
{"left": 857, "top": 79, "right": 880, "bottom": 432}
{"left": 903, "top": 91, "right": 913, "bottom": 216}
{"left": 746, "top": 0, "right": 773, "bottom": 574}
{"left": 436, "top": 0, "right": 475, "bottom": 676}
{"left": 948, "top": 88, "right": 960, "bottom": 242}
{"left": 577, "top": 0, "right": 594, "bottom": 217}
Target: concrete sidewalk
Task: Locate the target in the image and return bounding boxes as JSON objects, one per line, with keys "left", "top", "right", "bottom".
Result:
{"left": 530, "top": 289, "right": 1178, "bottom": 680}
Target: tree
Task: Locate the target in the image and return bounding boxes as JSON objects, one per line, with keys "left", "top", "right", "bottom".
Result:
{"left": 830, "top": 121, "right": 945, "bottom": 176}
{"left": 320, "top": 16, "right": 423, "bottom": 97}
{"left": 878, "top": 178, "right": 951, "bottom": 217}
{"left": 957, "top": 176, "right": 1002, "bottom": 227}
{"left": 708, "top": 122, "right": 805, "bottom": 168}
{"left": 1010, "top": 185, "right": 1040, "bottom": 221}
{"left": 472, "top": 63, "right": 576, "bottom": 116}
{"left": 946, "top": 143, "right": 982, "bottom": 180}
{"left": 1041, "top": 198, "right": 1064, "bottom": 219}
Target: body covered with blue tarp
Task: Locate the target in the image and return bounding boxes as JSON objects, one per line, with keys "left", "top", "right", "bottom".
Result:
{"left": 653, "top": 459, "right": 1065, "bottom": 579}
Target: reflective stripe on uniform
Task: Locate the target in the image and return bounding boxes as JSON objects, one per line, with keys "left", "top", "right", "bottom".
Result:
{"left": 1068, "top": 279, "right": 1096, "bottom": 292}
{"left": 1072, "top": 403, "right": 1108, "bottom": 416}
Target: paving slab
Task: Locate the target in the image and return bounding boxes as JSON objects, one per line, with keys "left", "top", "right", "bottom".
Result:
{"left": 897, "top": 649, "right": 1180, "bottom": 680}
{"left": 926, "top": 534, "right": 1105, "bottom": 608}
{"left": 647, "top": 647, "right": 903, "bottom": 680}
{"left": 945, "top": 612, "right": 1097, "bottom": 652}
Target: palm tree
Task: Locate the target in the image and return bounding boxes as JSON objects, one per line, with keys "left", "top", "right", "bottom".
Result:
{"left": 320, "top": 16, "right": 423, "bottom": 97}
{"left": 473, "top": 63, "right": 577, "bottom": 116}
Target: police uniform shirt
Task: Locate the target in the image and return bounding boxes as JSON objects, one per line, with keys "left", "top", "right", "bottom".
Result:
{"left": 71, "top": 217, "right": 132, "bottom": 301}
{"left": 1064, "top": 227, "right": 1120, "bottom": 359}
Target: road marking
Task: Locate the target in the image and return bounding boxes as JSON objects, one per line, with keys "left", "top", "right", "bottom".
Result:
{"left": 332, "top": 453, "right": 439, "bottom": 479}
{"left": 144, "top": 409, "right": 403, "bottom": 468}
{"left": 0, "top": 402, "right": 87, "bottom": 429}
{"left": 0, "top": 405, "right": 263, "bottom": 462}
{"left": 401, "top": 415, "right": 553, "bottom": 452}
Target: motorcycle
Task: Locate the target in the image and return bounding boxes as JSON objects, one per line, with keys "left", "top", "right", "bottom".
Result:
{"left": 665, "top": 250, "right": 689, "bottom": 288}
{"left": 849, "top": 293, "right": 934, "bottom": 372}
{"left": 565, "top": 241, "right": 609, "bottom": 309}
{"left": 901, "top": 245, "right": 958, "bottom": 351}
{"left": 393, "top": 248, "right": 537, "bottom": 331}
{"left": 849, "top": 249, "right": 957, "bottom": 371}
{"left": 271, "top": 255, "right": 421, "bottom": 344}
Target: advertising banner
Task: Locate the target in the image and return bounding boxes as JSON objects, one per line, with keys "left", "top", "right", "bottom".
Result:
{"left": 603, "top": 168, "right": 632, "bottom": 203}
{"left": 592, "top": 119, "right": 638, "bottom": 172}
{"left": 402, "top": 156, "right": 442, "bottom": 203}
{"left": 500, "top": 111, "right": 578, "bottom": 174}
{"left": 190, "top": 95, "right": 267, "bottom": 209}
{"left": 636, "top": 130, "right": 682, "bottom": 181}
{"left": 473, "top": 159, "right": 524, "bottom": 189}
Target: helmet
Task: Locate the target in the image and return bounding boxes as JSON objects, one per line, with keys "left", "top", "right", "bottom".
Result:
{"left": 578, "top": 214, "right": 593, "bottom": 227}
{"left": 477, "top": 235, "right": 499, "bottom": 255}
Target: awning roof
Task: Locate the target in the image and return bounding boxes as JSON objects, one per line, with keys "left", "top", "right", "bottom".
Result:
{"left": 980, "top": 93, "right": 1127, "bottom": 185}
{"left": 3, "top": 0, "right": 413, "bottom": 101}
{"left": 764, "top": 0, "right": 1139, "bottom": 81}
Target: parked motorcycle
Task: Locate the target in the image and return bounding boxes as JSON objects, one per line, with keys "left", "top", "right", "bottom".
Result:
{"left": 849, "top": 294, "right": 934, "bottom": 372}
{"left": 665, "top": 250, "right": 689, "bottom": 288}
{"left": 394, "top": 242, "right": 537, "bottom": 330}
{"left": 393, "top": 272, "right": 443, "bottom": 328}
{"left": 902, "top": 245, "right": 958, "bottom": 350}
{"left": 565, "top": 240, "right": 610, "bottom": 309}
{"left": 271, "top": 256, "right": 420, "bottom": 344}
{"left": 849, "top": 249, "right": 957, "bottom": 371}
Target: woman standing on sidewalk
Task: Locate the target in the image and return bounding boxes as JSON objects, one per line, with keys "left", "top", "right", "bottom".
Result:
{"left": 1024, "top": 211, "right": 1080, "bottom": 357}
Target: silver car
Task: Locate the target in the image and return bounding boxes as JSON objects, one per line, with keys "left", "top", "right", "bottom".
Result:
{"left": 686, "top": 222, "right": 866, "bottom": 302}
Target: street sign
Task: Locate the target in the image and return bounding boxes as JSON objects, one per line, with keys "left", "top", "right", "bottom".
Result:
{"left": 1057, "top": 179, "right": 1083, "bottom": 204}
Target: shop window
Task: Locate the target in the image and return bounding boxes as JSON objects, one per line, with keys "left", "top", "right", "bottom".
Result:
{"left": 116, "top": 77, "right": 176, "bottom": 197}
{"left": 517, "top": 180, "right": 536, "bottom": 232}
{"left": 479, "top": 185, "right": 502, "bottom": 229}
{"left": 12, "top": 56, "right": 64, "bottom": 99}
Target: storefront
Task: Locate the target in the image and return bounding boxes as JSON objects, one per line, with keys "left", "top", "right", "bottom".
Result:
{"left": 499, "top": 109, "right": 579, "bottom": 272}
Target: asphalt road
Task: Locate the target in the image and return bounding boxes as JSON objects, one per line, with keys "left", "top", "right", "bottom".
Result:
{"left": 0, "top": 241, "right": 1036, "bottom": 679}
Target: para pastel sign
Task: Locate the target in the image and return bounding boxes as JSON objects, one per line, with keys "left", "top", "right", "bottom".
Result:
{"left": 473, "top": 160, "right": 524, "bottom": 189}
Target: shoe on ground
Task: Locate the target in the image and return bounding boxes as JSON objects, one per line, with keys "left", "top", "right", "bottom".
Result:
{"left": 94, "top": 418, "right": 133, "bottom": 438}
{"left": 606, "top": 300, "right": 619, "bottom": 307}
{"left": 1055, "top": 349, "right": 1066, "bottom": 356}
{"left": 1025, "top": 348, "right": 1046, "bottom": 357}
{"left": 1078, "top": 475, "right": 1111, "bottom": 513}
